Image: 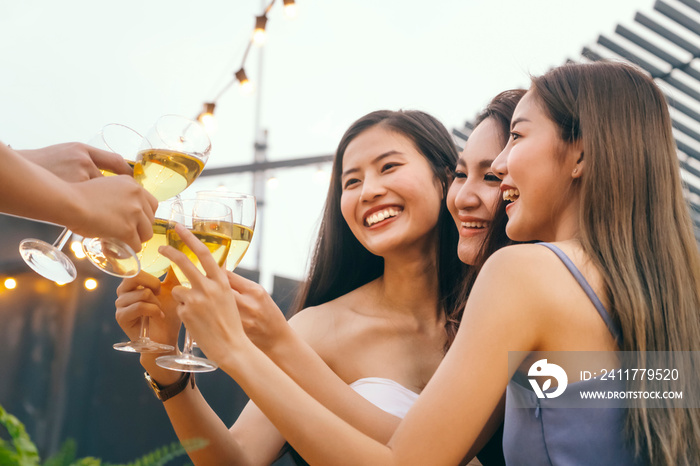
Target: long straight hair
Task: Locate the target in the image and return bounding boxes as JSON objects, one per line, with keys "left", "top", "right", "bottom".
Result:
{"left": 291, "top": 110, "right": 465, "bottom": 326}
{"left": 445, "top": 89, "right": 526, "bottom": 349}
{"left": 532, "top": 61, "right": 700, "bottom": 465}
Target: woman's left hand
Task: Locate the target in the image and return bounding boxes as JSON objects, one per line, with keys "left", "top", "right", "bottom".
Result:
{"left": 158, "top": 223, "right": 248, "bottom": 365}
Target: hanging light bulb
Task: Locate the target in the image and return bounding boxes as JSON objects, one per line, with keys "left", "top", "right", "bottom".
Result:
{"left": 283, "top": 0, "right": 297, "bottom": 19}
{"left": 3, "top": 278, "right": 17, "bottom": 290}
{"left": 267, "top": 175, "right": 279, "bottom": 189}
{"left": 252, "top": 15, "right": 268, "bottom": 46}
{"left": 84, "top": 278, "right": 98, "bottom": 291}
{"left": 197, "top": 102, "right": 218, "bottom": 134}
{"left": 235, "top": 68, "right": 254, "bottom": 95}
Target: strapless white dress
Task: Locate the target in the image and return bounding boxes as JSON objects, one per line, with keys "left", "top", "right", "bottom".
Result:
{"left": 349, "top": 377, "right": 420, "bottom": 418}
{"left": 349, "top": 377, "right": 483, "bottom": 465}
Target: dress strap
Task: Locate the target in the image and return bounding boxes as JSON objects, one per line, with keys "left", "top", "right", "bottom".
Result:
{"left": 537, "top": 242, "right": 622, "bottom": 345}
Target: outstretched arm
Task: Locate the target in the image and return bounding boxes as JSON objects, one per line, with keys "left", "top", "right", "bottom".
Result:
{"left": 16, "top": 142, "right": 133, "bottom": 182}
{"left": 161, "top": 226, "right": 544, "bottom": 465}
{"left": 226, "top": 272, "right": 402, "bottom": 444}
{"left": 1, "top": 141, "right": 156, "bottom": 251}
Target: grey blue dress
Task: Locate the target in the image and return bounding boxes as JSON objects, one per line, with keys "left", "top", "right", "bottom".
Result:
{"left": 502, "top": 243, "right": 648, "bottom": 465}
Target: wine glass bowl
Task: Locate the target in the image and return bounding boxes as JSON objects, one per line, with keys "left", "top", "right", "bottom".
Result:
{"left": 134, "top": 115, "right": 210, "bottom": 202}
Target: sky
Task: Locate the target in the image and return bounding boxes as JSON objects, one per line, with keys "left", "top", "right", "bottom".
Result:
{"left": 0, "top": 0, "right": 655, "bottom": 288}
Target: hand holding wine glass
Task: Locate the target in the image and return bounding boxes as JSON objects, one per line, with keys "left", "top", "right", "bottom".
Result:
{"left": 156, "top": 199, "right": 234, "bottom": 372}
{"left": 158, "top": 222, "right": 250, "bottom": 369}
{"left": 112, "top": 197, "right": 180, "bottom": 353}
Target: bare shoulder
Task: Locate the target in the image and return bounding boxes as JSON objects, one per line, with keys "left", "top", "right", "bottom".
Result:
{"left": 479, "top": 243, "right": 571, "bottom": 282}
{"left": 468, "top": 243, "right": 588, "bottom": 327}
{"left": 287, "top": 288, "right": 363, "bottom": 340}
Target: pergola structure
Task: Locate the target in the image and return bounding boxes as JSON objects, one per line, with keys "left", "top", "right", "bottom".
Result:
{"left": 453, "top": 0, "right": 700, "bottom": 242}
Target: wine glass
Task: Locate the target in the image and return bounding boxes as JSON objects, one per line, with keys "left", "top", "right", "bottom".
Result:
{"left": 196, "top": 191, "right": 256, "bottom": 271}
{"left": 81, "top": 124, "right": 146, "bottom": 278}
{"left": 112, "top": 197, "right": 179, "bottom": 353}
{"left": 156, "top": 199, "right": 233, "bottom": 373}
{"left": 82, "top": 115, "right": 211, "bottom": 278}
{"left": 18, "top": 124, "right": 144, "bottom": 284}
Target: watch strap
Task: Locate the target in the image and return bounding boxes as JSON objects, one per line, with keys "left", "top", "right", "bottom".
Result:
{"left": 144, "top": 371, "right": 193, "bottom": 402}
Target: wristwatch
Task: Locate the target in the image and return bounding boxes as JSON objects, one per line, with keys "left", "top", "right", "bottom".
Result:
{"left": 144, "top": 371, "right": 193, "bottom": 402}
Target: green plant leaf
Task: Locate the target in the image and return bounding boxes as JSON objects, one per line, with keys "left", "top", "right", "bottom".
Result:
{"left": 0, "top": 404, "right": 40, "bottom": 465}
{"left": 43, "top": 438, "right": 77, "bottom": 466}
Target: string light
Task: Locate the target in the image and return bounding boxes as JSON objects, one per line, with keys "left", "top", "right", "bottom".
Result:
{"left": 236, "top": 68, "right": 255, "bottom": 95}
{"left": 70, "top": 241, "right": 86, "bottom": 259}
{"left": 253, "top": 15, "right": 269, "bottom": 46}
{"left": 283, "top": 0, "right": 297, "bottom": 18}
{"left": 197, "top": 102, "right": 218, "bottom": 133}
{"left": 3, "top": 278, "right": 17, "bottom": 290}
{"left": 194, "top": 0, "right": 297, "bottom": 121}
{"left": 84, "top": 278, "right": 98, "bottom": 291}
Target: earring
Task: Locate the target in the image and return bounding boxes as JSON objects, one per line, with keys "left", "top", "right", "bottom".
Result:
{"left": 573, "top": 168, "right": 578, "bottom": 175}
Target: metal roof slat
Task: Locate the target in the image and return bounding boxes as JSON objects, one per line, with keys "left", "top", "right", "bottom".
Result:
{"left": 672, "top": 118, "right": 700, "bottom": 143}
{"left": 597, "top": 34, "right": 667, "bottom": 76}
{"left": 678, "top": 0, "right": 700, "bottom": 15}
{"left": 666, "top": 93, "right": 700, "bottom": 123}
{"left": 616, "top": 24, "right": 685, "bottom": 67}
{"left": 635, "top": 12, "right": 700, "bottom": 56}
{"left": 655, "top": 0, "right": 700, "bottom": 36}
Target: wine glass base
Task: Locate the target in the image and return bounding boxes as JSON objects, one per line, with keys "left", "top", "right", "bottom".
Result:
{"left": 19, "top": 239, "right": 77, "bottom": 284}
{"left": 82, "top": 237, "right": 140, "bottom": 278}
{"left": 113, "top": 338, "right": 174, "bottom": 354}
{"left": 155, "top": 354, "right": 218, "bottom": 373}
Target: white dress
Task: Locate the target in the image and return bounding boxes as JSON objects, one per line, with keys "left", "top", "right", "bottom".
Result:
{"left": 349, "top": 377, "right": 483, "bottom": 466}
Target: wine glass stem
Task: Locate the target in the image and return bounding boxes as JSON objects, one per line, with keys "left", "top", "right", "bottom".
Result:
{"left": 139, "top": 316, "right": 150, "bottom": 340}
{"left": 53, "top": 228, "right": 73, "bottom": 250}
{"left": 183, "top": 328, "right": 195, "bottom": 356}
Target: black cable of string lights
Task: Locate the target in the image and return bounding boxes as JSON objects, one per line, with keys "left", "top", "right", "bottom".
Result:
{"left": 195, "top": 0, "right": 297, "bottom": 126}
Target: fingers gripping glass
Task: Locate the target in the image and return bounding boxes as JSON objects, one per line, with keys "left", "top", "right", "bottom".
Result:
{"left": 19, "top": 117, "right": 211, "bottom": 284}
{"left": 156, "top": 199, "right": 233, "bottom": 373}
{"left": 83, "top": 116, "right": 211, "bottom": 278}
{"left": 112, "top": 197, "right": 180, "bottom": 353}
{"left": 18, "top": 124, "right": 144, "bottom": 284}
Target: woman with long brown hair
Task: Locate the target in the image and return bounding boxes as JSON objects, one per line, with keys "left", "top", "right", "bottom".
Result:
{"left": 164, "top": 60, "right": 700, "bottom": 465}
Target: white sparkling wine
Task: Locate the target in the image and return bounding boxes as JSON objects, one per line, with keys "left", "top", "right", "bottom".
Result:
{"left": 101, "top": 218, "right": 170, "bottom": 277}
{"left": 100, "top": 160, "right": 136, "bottom": 177}
{"left": 166, "top": 222, "right": 232, "bottom": 287}
{"left": 134, "top": 149, "right": 205, "bottom": 201}
{"left": 137, "top": 219, "right": 171, "bottom": 278}
{"left": 225, "top": 225, "right": 253, "bottom": 271}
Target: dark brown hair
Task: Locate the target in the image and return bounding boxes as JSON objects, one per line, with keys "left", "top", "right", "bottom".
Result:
{"left": 532, "top": 60, "right": 700, "bottom": 465}
{"left": 445, "top": 89, "right": 526, "bottom": 350}
{"left": 291, "top": 110, "right": 465, "bottom": 327}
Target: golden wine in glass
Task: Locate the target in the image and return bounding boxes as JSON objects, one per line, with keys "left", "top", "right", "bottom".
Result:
{"left": 156, "top": 199, "right": 233, "bottom": 372}
{"left": 196, "top": 191, "right": 256, "bottom": 272}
